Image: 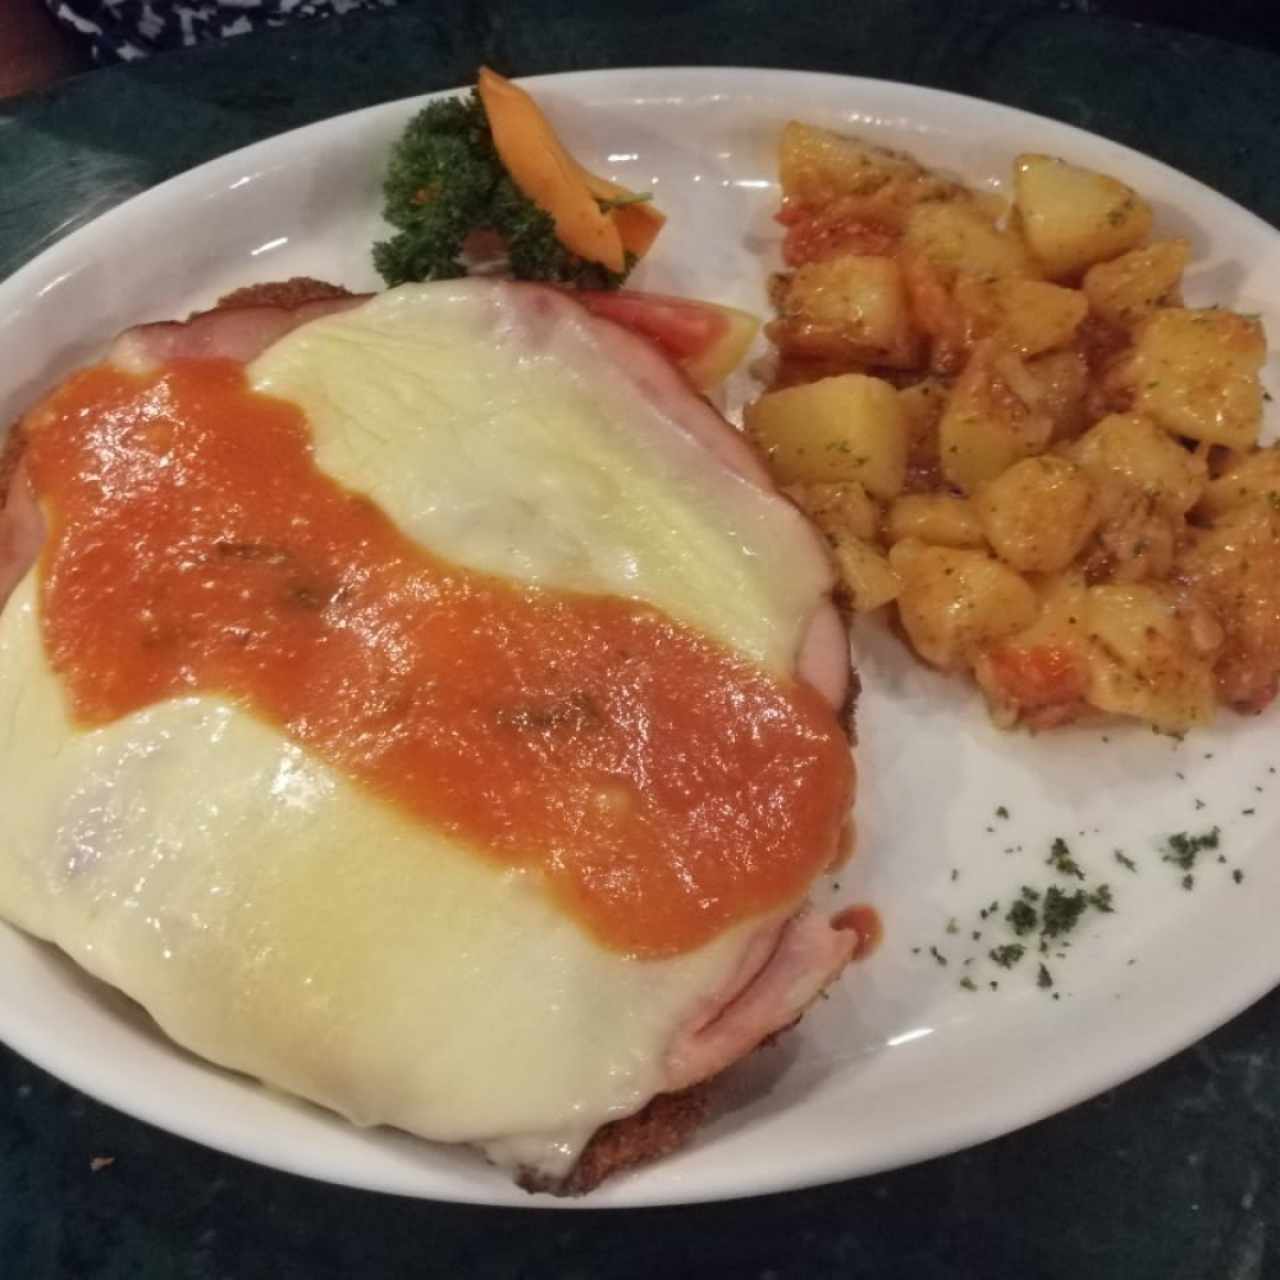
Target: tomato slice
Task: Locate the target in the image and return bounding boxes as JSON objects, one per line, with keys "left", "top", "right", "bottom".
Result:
{"left": 575, "top": 291, "right": 722, "bottom": 357}
{"left": 574, "top": 290, "right": 759, "bottom": 391}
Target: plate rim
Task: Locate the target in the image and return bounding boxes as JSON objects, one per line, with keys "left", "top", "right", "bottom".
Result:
{"left": 2, "top": 64, "right": 1279, "bottom": 1210}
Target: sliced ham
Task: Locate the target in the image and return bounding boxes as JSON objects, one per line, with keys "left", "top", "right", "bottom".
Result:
{"left": 1, "top": 294, "right": 366, "bottom": 606}
{"left": 108, "top": 295, "right": 367, "bottom": 373}
{"left": 0, "top": 462, "right": 42, "bottom": 613}
{"left": 665, "top": 907, "right": 858, "bottom": 1092}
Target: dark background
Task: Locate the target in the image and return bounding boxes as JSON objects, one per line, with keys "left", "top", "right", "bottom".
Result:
{"left": 1094, "top": 0, "right": 1279, "bottom": 52}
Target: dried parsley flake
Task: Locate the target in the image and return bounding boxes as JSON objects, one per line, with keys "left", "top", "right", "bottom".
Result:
{"left": 1041, "top": 886, "right": 1089, "bottom": 939}
{"left": 1047, "top": 837, "right": 1085, "bottom": 879}
{"left": 1162, "top": 827, "right": 1221, "bottom": 872}
{"left": 1006, "top": 899, "right": 1038, "bottom": 936}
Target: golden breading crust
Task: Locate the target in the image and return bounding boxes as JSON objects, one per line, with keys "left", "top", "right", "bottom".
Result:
{"left": 521, "top": 1086, "right": 712, "bottom": 1196}
{"left": 215, "top": 276, "right": 355, "bottom": 311}
{"left": 214, "top": 276, "right": 355, "bottom": 311}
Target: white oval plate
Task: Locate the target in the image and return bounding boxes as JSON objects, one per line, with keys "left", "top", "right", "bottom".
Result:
{"left": 2, "top": 68, "right": 1279, "bottom": 1210}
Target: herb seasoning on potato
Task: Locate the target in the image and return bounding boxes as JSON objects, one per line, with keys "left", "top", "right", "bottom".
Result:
{"left": 748, "top": 120, "right": 1279, "bottom": 734}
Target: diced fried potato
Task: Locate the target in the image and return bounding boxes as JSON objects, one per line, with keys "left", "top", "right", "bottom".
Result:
{"left": 830, "top": 536, "right": 901, "bottom": 612}
{"left": 1026, "top": 348, "right": 1090, "bottom": 441}
{"left": 975, "top": 456, "right": 1100, "bottom": 572}
{"left": 1199, "top": 445, "right": 1280, "bottom": 518}
{"left": 1104, "top": 307, "right": 1266, "bottom": 448}
{"left": 901, "top": 201, "right": 1039, "bottom": 284}
{"left": 1068, "top": 411, "right": 1203, "bottom": 585}
{"left": 1179, "top": 502, "right": 1280, "bottom": 712}
{"left": 784, "top": 481, "right": 897, "bottom": 610}
{"left": 938, "top": 343, "right": 1053, "bottom": 493}
{"left": 1013, "top": 154, "right": 1153, "bottom": 279}
{"left": 785, "top": 480, "right": 880, "bottom": 541}
{"left": 780, "top": 121, "right": 927, "bottom": 206}
{"left": 744, "top": 373, "right": 908, "bottom": 497}
{"left": 773, "top": 254, "right": 918, "bottom": 367}
{"left": 1082, "top": 583, "right": 1217, "bottom": 731}
{"left": 1071, "top": 412, "right": 1207, "bottom": 517}
{"left": 885, "top": 494, "right": 985, "bottom": 548}
{"left": 896, "top": 378, "right": 948, "bottom": 474}
{"left": 760, "top": 120, "right": 1280, "bottom": 733}
{"left": 899, "top": 250, "right": 967, "bottom": 374}
{"left": 1085, "top": 488, "right": 1177, "bottom": 586}
{"left": 953, "top": 275, "right": 1088, "bottom": 356}
{"left": 889, "top": 539, "right": 1039, "bottom": 670}
{"left": 973, "top": 572, "right": 1091, "bottom": 728}
{"left": 1082, "top": 239, "right": 1191, "bottom": 326}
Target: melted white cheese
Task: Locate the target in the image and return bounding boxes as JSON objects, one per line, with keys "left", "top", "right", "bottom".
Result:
{"left": 0, "top": 283, "right": 832, "bottom": 1179}
{"left": 249, "top": 283, "right": 830, "bottom": 673}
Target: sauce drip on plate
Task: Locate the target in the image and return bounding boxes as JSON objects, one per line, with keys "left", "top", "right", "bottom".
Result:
{"left": 832, "top": 904, "right": 882, "bottom": 960}
{"left": 25, "top": 359, "right": 853, "bottom": 956}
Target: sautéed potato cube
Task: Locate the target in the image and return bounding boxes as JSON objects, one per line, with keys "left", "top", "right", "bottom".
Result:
{"left": 785, "top": 480, "right": 881, "bottom": 541}
{"left": 783, "top": 481, "right": 898, "bottom": 611}
{"left": 1107, "top": 308, "right": 1265, "bottom": 449}
{"left": 902, "top": 201, "right": 1038, "bottom": 283}
{"left": 1013, "top": 153, "right": 1153, "bottom": 279}
{"left": 952, "top": 275, "right": 1088, "bottom": 357}
{"left": 1026, "top": 349, "right": 1091, "bottom": 441}
{"left": 889, "top": 540, "right": 1039, "bottom": 671}
{"left": 744, "top": 373, "right": 908, "bottom": 497}
{"left": 975, "top": 456, "right": 1100, "bottom": 573}
{"left": 1179, "top": 503, "right": 1280, "bottom": 712}
{"left": 775, "top": 255, "right": 917, "bottom": 367}
{"left": 974, "top": 573, "right": 1091, "bottom": 728}
{"left": 885, "top": 494, "right": 985, "bottom": 548}
{"left": 830, "top": 536, "right": 901, "bottom": 612}
{"left": 1082, "top": 584, "right": 1217, "bottom": 732}
{"left": 751, "top": 118, "right": 1280, "bottom": 731}
{"left": 1198, "top": 445, "right": 1280, "bottom": 519}
{"left": 1071, "top": 413, "right": 1207, "bottom": 518}
{"left": 780, "top": 121, "right": 927, "bottom": 206}
{"left": 1082, "top": 240, "right": 1191, "bottom": 327}
{"left": 938, "top": 345, "right": 1052, "bottom": 493}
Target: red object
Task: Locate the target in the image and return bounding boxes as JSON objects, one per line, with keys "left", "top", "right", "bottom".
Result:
{"left": 573, "top": 289, "right": 758, "bottom": 391}
{"left": 575, "top": 289, "right": 726, "bottom": 358}
{"left": 985, "top": 644, "right": 1087, "bottom": 715}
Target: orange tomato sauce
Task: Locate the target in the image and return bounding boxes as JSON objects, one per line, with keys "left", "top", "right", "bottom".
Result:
{"left": 831, "top": 904, "right": 883, "bottom": 961}
{"left": 25, "top": 359, "right": 854, "bottom": 957}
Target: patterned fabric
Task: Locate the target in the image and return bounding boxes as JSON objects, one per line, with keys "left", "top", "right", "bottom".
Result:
{"left": 44, "top": 0, "right": 401, "bottom": 65}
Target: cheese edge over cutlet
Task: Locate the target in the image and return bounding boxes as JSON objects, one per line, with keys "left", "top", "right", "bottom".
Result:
{"left": 0, "top": 283, "right": 839, "bottom": 1178}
